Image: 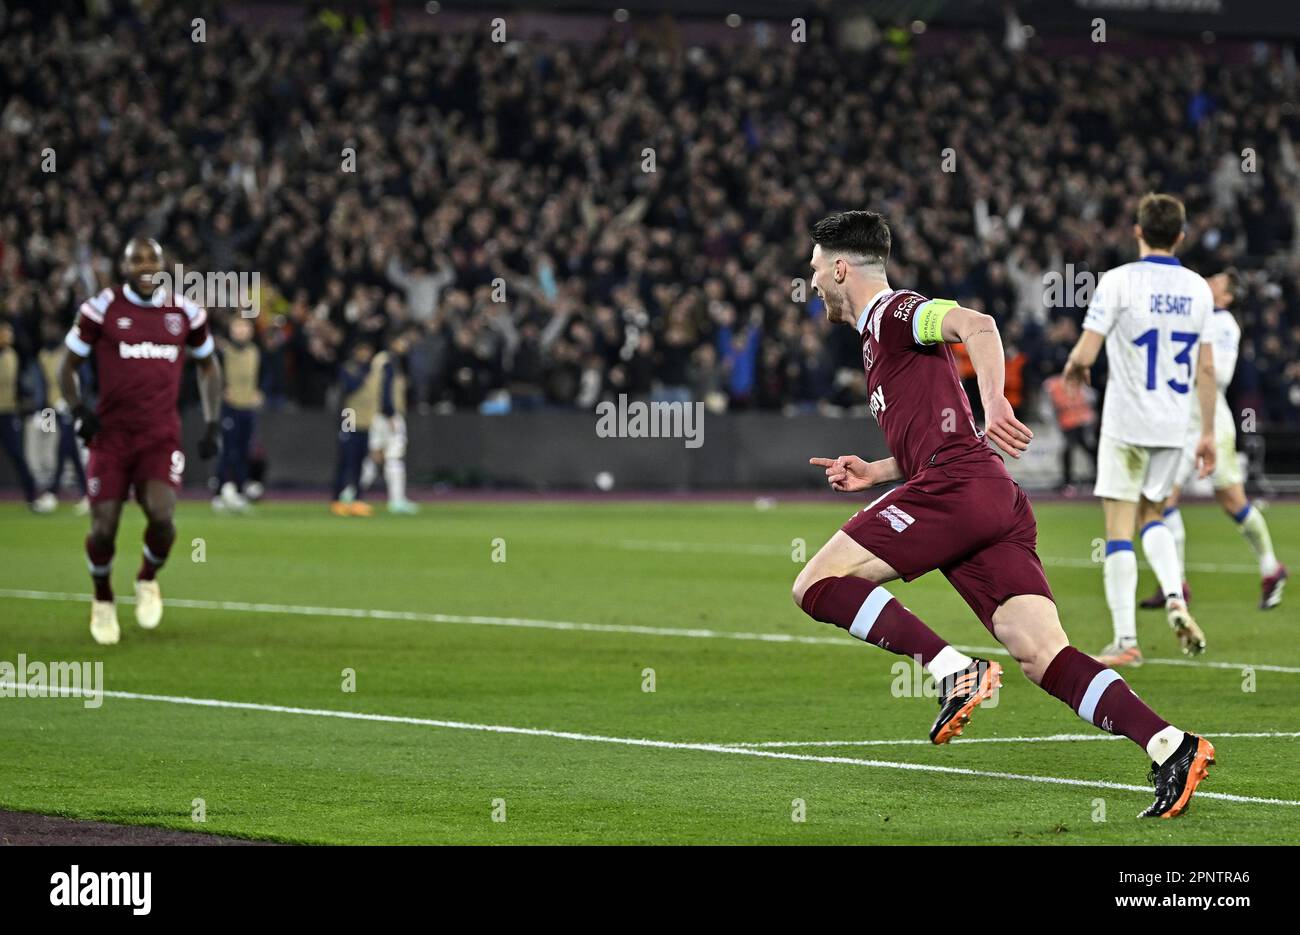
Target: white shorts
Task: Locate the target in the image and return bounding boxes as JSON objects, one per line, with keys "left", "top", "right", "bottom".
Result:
{"left": 1176, "top": 395, "right": 1242, "bottom": 490}
{"left": 1093, "top": 434, "right": 1182, "bottom": 503}
{"left": 367, "top": 414, "right": 407, "bottom": 459}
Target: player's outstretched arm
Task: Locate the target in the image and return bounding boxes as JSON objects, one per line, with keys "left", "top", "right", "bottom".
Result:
{"left": 1062, "top": 330, "right": 1103, "bottom": 387}
{"left": 1194, "top": 342, "right": 1217, "bottom": 478}
{"left": 937, "top": 306, "right": 1034, "bottom": 459}
{"left": 808, "top": 455, "right": 900, "bottom": 492}
{"left": 58, "top": 347, "right": 99, "bottom": 442}
{"left": 195, "top": 354, "right": 224, "bottom": 459}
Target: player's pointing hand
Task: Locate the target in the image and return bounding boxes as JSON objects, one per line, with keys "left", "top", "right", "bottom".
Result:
{"left": 983, "top": 397, "right": 1033, "bottom": 459}
{"left": 809, "top": 455, "right": 874, "bottom": 492}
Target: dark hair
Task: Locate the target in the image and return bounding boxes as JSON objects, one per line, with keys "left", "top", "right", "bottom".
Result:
{"left": 1136, "top": 193, "right": 1185, "bottom": 250}
{"left": 1218, "top": 266, "right": 1241, "bottom": 298}
{"left": 810, "top": 210, "right": 891, "bottom": 266}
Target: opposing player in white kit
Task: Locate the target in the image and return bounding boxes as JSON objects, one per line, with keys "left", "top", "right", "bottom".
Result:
{"left": 1139, "top": 269, "right": 1288, "bottom": 611}
{"left": 1063, "top": 194, "right": 1217, "bottom": 668}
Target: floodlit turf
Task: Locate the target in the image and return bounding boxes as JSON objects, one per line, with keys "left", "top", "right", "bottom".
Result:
{"left": 0, "top": 496, "right": 1297, "bottom": 844}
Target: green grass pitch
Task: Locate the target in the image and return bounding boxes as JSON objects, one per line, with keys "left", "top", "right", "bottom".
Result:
{"left": 0, "top": 497, "right": 1296, "bottom": 844}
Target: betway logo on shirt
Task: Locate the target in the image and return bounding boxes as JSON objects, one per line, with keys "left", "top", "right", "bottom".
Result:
{"left": 119, "top": 341, "right": 180, "bottom": 361}
{"left": 869, "top": 385, "right": 887, "bottom": 422}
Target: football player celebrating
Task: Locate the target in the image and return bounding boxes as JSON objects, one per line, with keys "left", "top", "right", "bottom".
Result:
{"left": 797, "top": 210, "right": 1213, "bottom": 819}
{"left": 60, "top": 238, "right": 224, "bottom": 644}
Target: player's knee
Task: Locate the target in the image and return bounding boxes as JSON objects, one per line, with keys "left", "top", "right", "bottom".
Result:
{"left": 791, "top": 568, "right": 814, "bottom": 609}
{"left": 146, "top": 516, "right": 176, "bottom": 544}
{"left": 88, "top": 525, "right": 115, "bottom": 549}
{"left": 1021, "top": 627, "right": 1068, "bottom": 684}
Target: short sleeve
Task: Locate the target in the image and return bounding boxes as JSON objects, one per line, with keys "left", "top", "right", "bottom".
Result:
{"left": 1083, "top": 271, "right": 1118, "bottom": 336}
{"left": 912, "top": 299, "right": 958, "bottom": 345}
{"left": 1191, "top": 278, "right": 1214, "bottom": 337}
{"left": 875, "top": 292, "right": 930, "bottom": 352}
{"left": 65, "top": 288, "right": 113, "bottom": 357}
{"left": 183, "top": 298, "right": 215, "bottom": 358}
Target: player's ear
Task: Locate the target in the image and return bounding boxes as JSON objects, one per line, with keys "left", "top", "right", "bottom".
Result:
{"left": 834, "top": 257, "right": 847, "bottom": 283}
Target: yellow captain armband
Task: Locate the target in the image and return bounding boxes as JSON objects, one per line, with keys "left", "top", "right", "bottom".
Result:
{"left": 914, "top": 299, "right": 958, "bottom": 345}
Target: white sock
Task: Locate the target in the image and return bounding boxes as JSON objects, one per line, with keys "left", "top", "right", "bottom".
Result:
{"left": 1145, "top": 725, "right": 1186, "bottom": 766}
{"left": 926, "top": 645, "right": 973, "bottom": 682}
{"left": 1103, "top": 544, "right": 1138, "bottom": 645}
{"left": 1163, "top": 507, "right": 1186, "bottom": 578}
{"left": 384, "top": 459, "right": 406, "bottom": 505}
{"left": 360, "top": 457, "right": 378, "bottom": 490}
{"left": 1236, "top": 505, "right": 1280, "bottom": 577}
{"left": 1140, "top": 521, "right": 1183, "bottom": 603}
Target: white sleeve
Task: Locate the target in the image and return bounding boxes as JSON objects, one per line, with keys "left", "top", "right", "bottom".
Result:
{"left": 1083, "top": 270, "right": 1118, "bottom": 336}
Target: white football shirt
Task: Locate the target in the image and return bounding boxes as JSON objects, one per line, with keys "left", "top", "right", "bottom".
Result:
{"left": 1183, "top": 306, "right": 1241, "bottom": 435}
{"left": 1083, "top": 256, "right": 1213, "bottom": 448}
{"left": 1204, "top": 308, "right": 1240, "bottom": 394}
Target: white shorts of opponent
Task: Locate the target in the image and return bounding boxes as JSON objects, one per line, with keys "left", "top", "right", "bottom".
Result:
{"left": 1175, "top": 393, "right": 1243, "bottom": 491}
{"left": 1094, "top": 433, "right": 1183, "bottom": 504}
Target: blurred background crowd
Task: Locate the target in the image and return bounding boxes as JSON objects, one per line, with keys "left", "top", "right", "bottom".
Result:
{"left": 2, "top": 0, "right": 1299, "bottom": 429}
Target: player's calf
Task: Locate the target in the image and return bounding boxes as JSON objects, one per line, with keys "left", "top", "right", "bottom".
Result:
{"left": 135, "top": 518, "right": 174, "bottom": 630}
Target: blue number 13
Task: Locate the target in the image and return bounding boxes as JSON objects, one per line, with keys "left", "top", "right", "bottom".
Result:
{"left": 1133, "top": 329, "right": 1198, "bottom": 394}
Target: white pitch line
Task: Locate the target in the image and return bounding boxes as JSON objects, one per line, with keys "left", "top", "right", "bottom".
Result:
{"left": 617, "top": 539, "right": 1261, "bottom": 574}
{"left": 4, "top": 681, "right": 1298, "bottom": 809}
{"left": 3, "top": 588, "right": 1299, "bottom": 674}
{"left": 728, "top": 731, "right": 1300, "bottom": 749}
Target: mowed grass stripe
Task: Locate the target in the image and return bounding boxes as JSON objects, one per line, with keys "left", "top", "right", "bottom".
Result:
{"left": 4, "top": 588, "right": 1298, "bottom": 674}
{"left": 5, "top": 680, "right": 1299, "bottom": 810}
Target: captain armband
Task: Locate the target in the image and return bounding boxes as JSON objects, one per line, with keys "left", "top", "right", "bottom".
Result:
{"left": 913, "top": 299, "right": 958, "bottom": 345}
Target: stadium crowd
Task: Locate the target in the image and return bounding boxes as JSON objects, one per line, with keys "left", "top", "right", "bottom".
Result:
{"left": 3, "top": 1, "right": 1300, "bottom": 428}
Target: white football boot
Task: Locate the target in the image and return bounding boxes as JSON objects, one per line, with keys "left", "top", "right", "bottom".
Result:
{"left": 90, "top": 600, "right": 120, "bottom": 645}
{"left": 220, "top": 481, "right": 251, "bottom": 514}
{"left": 135, "top": 579, "right": 163, "bottom": 630}
{"left": 1166, "top": 600, "right": 1205, "bottom": 655}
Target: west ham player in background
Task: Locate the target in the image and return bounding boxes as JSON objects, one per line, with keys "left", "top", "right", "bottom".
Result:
{"left": 797, "top": 211, "right": 1212, "bottom": 818}
{"left": 1139, "top": 269, "right": 1288, "bottom": 612}
{"left": 60, "top": 238, "right": 224, "bottom": 645}
{"left": 1064, "top": 194, "right": 1216, "bottom": 666}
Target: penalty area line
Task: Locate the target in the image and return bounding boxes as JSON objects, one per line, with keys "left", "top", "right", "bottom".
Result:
{"left": 3, "top": 681, "right": 1299, "bottom": 809}
{"left": 3, "top": 588, "right": 1299, "bottom": 674}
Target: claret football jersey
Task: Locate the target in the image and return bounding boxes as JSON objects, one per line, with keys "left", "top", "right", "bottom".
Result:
{"left": 856, "top": 288, "right": 1007, "bottom": 480}
{"left": 66, "top": 285, "right": 215, "bottom": 437}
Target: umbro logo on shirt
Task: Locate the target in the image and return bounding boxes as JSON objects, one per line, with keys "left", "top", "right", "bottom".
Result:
{"left": 117, "top": 318, "right": 132, "bottom": 329}
{"left": 878, "top": 504, "right": 915, "bottom": 533}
